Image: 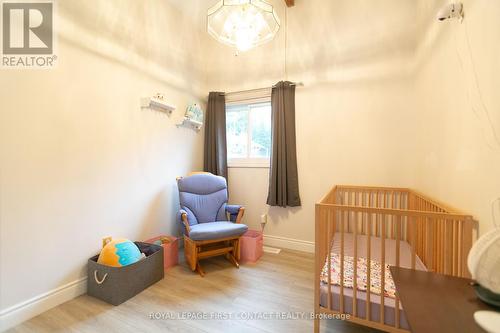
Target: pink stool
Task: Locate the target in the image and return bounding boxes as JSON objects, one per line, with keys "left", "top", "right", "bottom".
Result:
{"left": 240, "top": 230, "right": 263, "bottom": 263}
{"left": 145, "top": 235, "right": 179, "bottom": 270}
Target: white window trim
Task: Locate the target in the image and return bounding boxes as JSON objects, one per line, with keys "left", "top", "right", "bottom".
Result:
{"left": 228, "top": 157, "right": 270, "bottom": 168}
{"left": 226, "top": 90, "right": 271, "bottom": 169}
{"left": 225, "top": 88, "right": 271, "bottom": 105}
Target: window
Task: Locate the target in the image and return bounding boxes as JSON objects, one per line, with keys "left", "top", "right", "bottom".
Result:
{"left": 226, "top": 101, "right": 271, "bottom": 167}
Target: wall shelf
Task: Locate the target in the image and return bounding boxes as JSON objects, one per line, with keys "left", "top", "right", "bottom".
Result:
{"left": 176, "top": 117, "right": 203, "bottom": 132}
{"left": 140, "top": 94, "right": 175, "bottom": 115}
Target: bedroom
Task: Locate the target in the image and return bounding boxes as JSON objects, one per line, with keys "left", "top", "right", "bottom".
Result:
{"left": 1, "top": 0, "right": 499, "bottom": 332}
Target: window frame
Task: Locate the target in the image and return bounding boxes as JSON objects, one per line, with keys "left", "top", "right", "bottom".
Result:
{"left": 226, "top": 99, "right": 272, "bottom": 169}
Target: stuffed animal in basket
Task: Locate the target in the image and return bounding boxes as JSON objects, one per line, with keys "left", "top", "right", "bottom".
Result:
{"left": 97, "top": 238, "right": 142, "bottom": 267}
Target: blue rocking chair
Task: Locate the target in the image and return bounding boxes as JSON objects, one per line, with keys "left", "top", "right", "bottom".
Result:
{"left": 176, "top": 173, "right": 248, "bottom": 276}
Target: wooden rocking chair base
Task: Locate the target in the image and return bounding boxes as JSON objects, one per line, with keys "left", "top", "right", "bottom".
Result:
{"left": 226, "top": 253, "right": 239, "bottom": 268}
{"left": 195, "top": 263, "right": 205, "bottom": 277}
{"left": 184, "top": 235, "right": 241, "bottom": 277}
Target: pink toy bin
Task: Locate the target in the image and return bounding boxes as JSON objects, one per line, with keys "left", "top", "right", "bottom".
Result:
{"left": 240, "top": 230, "right": 263, "bottom": 263}
{"left": 145, "top": 235, "right": 178, "bottom": 270}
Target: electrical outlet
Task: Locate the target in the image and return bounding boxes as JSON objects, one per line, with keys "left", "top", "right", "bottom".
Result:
{"left": 260, "top": 214, "right": 267, "bottom": 224}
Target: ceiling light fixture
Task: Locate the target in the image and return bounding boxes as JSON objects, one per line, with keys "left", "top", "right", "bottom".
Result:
{"left": 207, "top": 0, "right": 280, "bottom": 53}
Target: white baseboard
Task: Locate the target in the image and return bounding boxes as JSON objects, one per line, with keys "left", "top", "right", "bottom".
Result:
{"left": 0, "top": 277, "right": 87, "bottom": 332}
{"left": 263, "top": 234, "right": 315, "bottom": 253}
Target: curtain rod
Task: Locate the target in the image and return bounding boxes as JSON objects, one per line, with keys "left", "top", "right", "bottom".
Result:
{"left": 221, "top": 82, "right": 304, "bottom": 96}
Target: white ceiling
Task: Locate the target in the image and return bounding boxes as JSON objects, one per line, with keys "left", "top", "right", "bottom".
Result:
{"left": 167, "top": 0, "right": 421, "bottom": 54}
{"left": 165, "top": 0, "right": 436, "bottom": 89}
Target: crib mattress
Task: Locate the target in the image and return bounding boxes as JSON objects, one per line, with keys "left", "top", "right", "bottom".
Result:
{"left": 319, "top": 232, "right": 426, "bottom": 329}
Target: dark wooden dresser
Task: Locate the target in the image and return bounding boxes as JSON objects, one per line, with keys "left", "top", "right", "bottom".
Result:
{"left": 390, "top": 267, "right": 496, "bottom": 333}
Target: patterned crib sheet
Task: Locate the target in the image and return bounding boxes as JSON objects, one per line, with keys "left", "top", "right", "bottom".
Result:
{"left": 320, "top": 253, "right": 396, "bottom": 299}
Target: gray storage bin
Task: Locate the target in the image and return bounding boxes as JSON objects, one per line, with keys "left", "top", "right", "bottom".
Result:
{"left": 87, "top": 242, "right": 164, "bottom": 305}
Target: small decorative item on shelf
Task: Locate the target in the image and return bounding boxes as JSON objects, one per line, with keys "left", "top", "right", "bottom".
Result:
{"left": 176, "top": 103, "right": 204, "bottom": 131}
{"left": 145, "top": 235, "right": 179, "bottom": 270}
{"left": 140, "top": 93, "right": 176, "bottom": 115}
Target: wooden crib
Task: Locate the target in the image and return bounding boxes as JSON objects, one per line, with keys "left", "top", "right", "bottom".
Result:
{"left": 314, "top": 185, "right": 477, "bottom": 333}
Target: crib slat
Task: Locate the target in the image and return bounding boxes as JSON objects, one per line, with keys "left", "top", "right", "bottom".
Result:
{"left": 368, "top": 192, "right": 373, "bottom": 234}
{"left": 447, "top": 219, "right": 451, "bottom": 275}
{"left": 438, "top": 218, "right": 443, "bottom": 272}
{"left": 314, "top": 204, "right": 324, "bottom": 326}
{"left": 355, "top": 193, "right": 360, "bottom": 234}
{"left": 391, "top": 193, "right": 396, "bottom": 238}
{"left": 436, "top": 218, "right": 440, "bottom": 273}
{"left": 462, "top": 219, "right": 474, "bottom": 278}
{"left": 419, "top": 199, "right": 423, "bottom": 261}
{"left": 376, "top": 192, "right": 380, "bottom": 237}
{"left": 380, "top": 214, "right": 386, "bottom": 325}
{"left": 395, "top": 215, "right": 401, "bottom": 328}
{"left": 353, "top": 206, "right": 358, "bottom": 317}
{"left": 340, "top": 211, "right": 345, "bottom": 314}
{"left": 452, "top": 220, "right": 457, "bottom": 276}
{"left": 366, "top": 212, "right": 371, "bottom": 321}
{"left": 347, "top": 192, "right": 351, "bottom": 233}
{"left": 327, "top": 210, "right": 332, "bottom": 310}
{"left": 433, "top": 218, "right": 438, "bottom": 272}
{"left": 361, "top": 192, "right": 366, "bottom": 234}
{"left": 454, "top": 219, "right": 458, "bottom": 276}
{"left": 441, "top": 218, "right": 445, "bottom": 274}
{"left": 425, "top": 217, "right": 431, "bottom": 269}
{"left": 396, "top": 216, "right": 401, "bottom": 267}
{"left": 458, "top": 220, "right": 463, "bottom": 276}
{"left": 411, "top": 216, "right": 416, "bottom": 270}
{"left": 443, "top": 219, "right": 448, "bottom": 275}
{"left": 437, "top": 218, "right": 440, "bottom": 273}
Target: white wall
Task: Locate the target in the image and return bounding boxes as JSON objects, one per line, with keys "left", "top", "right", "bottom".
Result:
{"left": 0, "top": 0, "right": 206, "bottom": 329}
{"left": 209, "top": 0, "right": 420, "bottom": 245}
{"left": 413, "top": 0, "right": 500, "bottom": 235}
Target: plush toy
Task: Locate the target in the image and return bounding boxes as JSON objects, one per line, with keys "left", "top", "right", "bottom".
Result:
{"left": 97, "top": 238, "right": 142, "bottom": 267}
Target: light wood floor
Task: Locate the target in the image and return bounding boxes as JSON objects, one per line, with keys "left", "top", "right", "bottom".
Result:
{"left": 9, "top": 250, "right": 380, "bottom": 333}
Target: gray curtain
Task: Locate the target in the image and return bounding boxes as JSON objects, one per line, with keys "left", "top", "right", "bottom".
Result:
{"left": 204, "top": 92, "right": 228, "bottom": 179}
{"left": 267, "top": 81, "right": 301, "bottom": 207}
